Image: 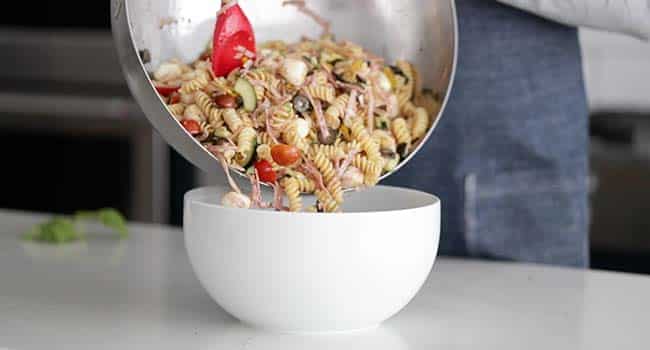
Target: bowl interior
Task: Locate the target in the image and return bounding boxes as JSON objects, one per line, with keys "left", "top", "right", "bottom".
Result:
{"left": 186, "top": 185, "right": 439, "bottom": 213}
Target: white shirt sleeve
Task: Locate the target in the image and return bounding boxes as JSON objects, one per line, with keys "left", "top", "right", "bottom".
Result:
{"left": 496, "top": 0, "right": 650, "bottom": 40}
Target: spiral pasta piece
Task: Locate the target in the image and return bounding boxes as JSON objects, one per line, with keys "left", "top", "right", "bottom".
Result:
{"left": 311, "top": 150, "right": 343, "bottom": 204}
{"left": 352, "top": 154, "right": 382, "bottom": 186}
{"left": 410, "top": 107, "right": 429, "bottom": 140}
{"left": 168, "top": 104, "right": 185, "bottom": 118}
{"left": 340, "top": 140, "right": 361, "bottom": 153}
{"left": 371, "top": 130, "right": 397, "bottom": 153}
{"left": 199, "top": 120, "right": 213, "bottom": 136}
{"left": 311, "top": 144, "right": 345, "bottom": 161}
{"left": 246, "top": 69, "right": 276, "bottom": 83}
{"left": 414, "top": 91, "right": 442, "bottom": 117}
{"left": 282, "top": 177, "right": 303, "bottom": 212}
{"left": 235, "top": 127, "right": 257, "bottom": 167}
{"left": 295, "top": 174, "right": 316, "bottom": 193}
{"left": 205, "top": 77, "right": 233, "bottom": 95}
{"left": 324, "top": 94, "right": 349, "bottom": 129}
{"left": 179, "top": 74, "right": 209, "bottom": 95}
{"left": 303, "top": 84, "right": 336, "bottom": 103}
{"left": 315, "top": 189, "right": 339, "bottom": 213}
{"left": 223, "top": 108, "right": 244, "bottom": 134}
{"left": 240, "top": 111, "right": 255, "bottom": 128}
{"left": 401, "top": 101, "right": 418, "bottom": 119}
{"left": 253, "top": 84, "right": 265, "bottom": 101}
{"left": 258, "top": 131, "right": 279, "bottom": 146}
{"left": 194, "top": 60, "right": 211, "bottom": 72}
{"left": 283, "top": 120, "right": 309, "bottom": 152}
{"left": 183, "top": 104, "right": 205, "bottom": 122}
{"left": 194, "top": 91, "right": 224, "bottom": 129}
{"left": 312, "top": 70, "right": 329, "bottom": 85}
{"left": 394, "top": 60, "right": 414, "bottom": 107}
{"left": 270, "top": 103, "right": 295, "bottom": 130}
{"left": 349, "top": 118, "right": 381, "bottom": 161}
{"left": 391, "top": 117, "right": 412, "bottom": 151}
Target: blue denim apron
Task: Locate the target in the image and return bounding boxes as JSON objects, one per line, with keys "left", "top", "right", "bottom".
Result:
{"left": 384, "top": 0, "right": 590, "bottom": 267}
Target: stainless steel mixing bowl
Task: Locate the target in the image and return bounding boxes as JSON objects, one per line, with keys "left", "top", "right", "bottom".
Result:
{"left": 111, "top": 0, "right": 457, "bottom": 182}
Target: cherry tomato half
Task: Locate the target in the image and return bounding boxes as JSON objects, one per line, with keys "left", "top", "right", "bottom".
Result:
{"left": 255, "top": 160, "right": 277, "bottom": 183}
{"left": 271, "top": 144, "right": 300, "bottom": 166}
{"left": 181, "top": 119, "right": 201, "bottom": 136}
{"left": 154, "top": 84, "right": 180, "bottom": 97}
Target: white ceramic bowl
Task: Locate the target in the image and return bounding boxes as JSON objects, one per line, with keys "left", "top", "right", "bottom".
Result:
{"left": 184, "top": 186, "right": 440, "bottom": 333}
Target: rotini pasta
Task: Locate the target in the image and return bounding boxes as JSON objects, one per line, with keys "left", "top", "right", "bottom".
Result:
{"left": 282, "top": 177, "right": 302, "bottom": 212}
{"left": 401, "top": 101, "right": 418, "bottom": 119}
{"left": 310, "top": 143, "right": 345, "bottom": 161}
{"left": 295, "top": 174, "right": 316, "bottom": 194}
{"left": 194, "top": 91, "right": 224, "bottom": 128}
{"left": 183, "top": 104, "right": 205, "bottom": 122}
{"left": 371, "top": 130, "right": 397, "bottom": 153}
{"left": 283, "top": 120, "right": 309, "bottom": 152}
{"left": 258, "top": 131, "right": 279, "bottom": 146}
{"left": 153, "top": 30, "right": 436, "bottom": 212}
{"left": 223, "top": 108, "right": 244, "bottom": 134}
{"left": 303, "top": 84, "right": 336, "bottom": 103}
{"left": 179, "top": 74, "right": 210, "bottom": 95}
{"left": 205, "top": 77, "right": 233, "bottom": 95}
{"left": 324, "top": 94, "right": 348, "bottom": 129}
{"left": 168, "top": 104, "right": 185, "bottom": 118}
{"left": 349, "top": 118, "right": 381, "bottom": 161}
{"left": 253, "top": 84, "right": 265, "bottom": 101}
{"left": 315, "top": 189, "right": 339, "bottom": 213}
{"left": 246, "top": 69, "right": 275, "bottom": 83}
{"left": 311, "top": 150, "right": 343, "bottom": 204}
{"left": 410, "top": 107, "right": 429, "bottom": 141}
{"left": 352, "top": 154, "right": 382, "bottom": 186}
{"left": 234, "top": 127, "right": 257, "bottom": 167}
{"left": 391, "top": 118, "right": 412, "bottom": 154}
{"left": 394, "top": 60, "right": 415, "bottom": 108}
{"left": 270, "top": 103, "right": 295, "bottom": 130}
{"left": 414, "top": 90, "right": 441, "bottom": 117}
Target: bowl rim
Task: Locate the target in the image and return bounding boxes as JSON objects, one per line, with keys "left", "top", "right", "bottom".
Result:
{"left": 185, "top": 185, "right": 440, "bottom": 217}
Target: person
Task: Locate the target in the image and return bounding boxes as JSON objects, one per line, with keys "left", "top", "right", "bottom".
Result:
{"left": 385, "top": 0, "right": 649, "bottom": 268}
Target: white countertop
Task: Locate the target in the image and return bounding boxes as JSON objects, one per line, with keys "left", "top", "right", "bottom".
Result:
{"left": 1, "top": 210, "right": 649, "bottom": 349}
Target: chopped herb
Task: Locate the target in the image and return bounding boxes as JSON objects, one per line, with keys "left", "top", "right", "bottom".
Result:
{"left": 23, "top": 217, "right": 82, "bottom": 244}
{"left": 375, "top": 116, "right": 389, "bottom": 130}
{"left": 23, "top": 208, "right": 129, "bottom": 244}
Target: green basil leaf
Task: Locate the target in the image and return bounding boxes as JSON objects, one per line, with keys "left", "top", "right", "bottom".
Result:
{"left": 97, "top": 208, "right": 128, "bottom": 238}
{"left": 23, "top": 217, "right": 82, "bottom": 244}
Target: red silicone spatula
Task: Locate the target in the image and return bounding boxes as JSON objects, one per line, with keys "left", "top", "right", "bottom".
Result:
{"left": 212, "top": 0, "right": 257, "bottom": 77}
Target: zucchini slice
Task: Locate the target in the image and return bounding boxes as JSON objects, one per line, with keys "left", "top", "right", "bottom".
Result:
{"left": 234, "top": 78, "right": 257, "bottom": 112}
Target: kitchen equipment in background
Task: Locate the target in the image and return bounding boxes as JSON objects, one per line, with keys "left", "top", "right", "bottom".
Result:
{"left": 0, "top": 28, "right": 170, "bottom": 223}
{"left": 589, "top": 113, "right": 650, "bottom": 274}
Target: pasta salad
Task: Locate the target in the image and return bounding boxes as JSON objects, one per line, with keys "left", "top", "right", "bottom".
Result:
{"left": 152, "top": 6, "right": 440, "bottom": 212}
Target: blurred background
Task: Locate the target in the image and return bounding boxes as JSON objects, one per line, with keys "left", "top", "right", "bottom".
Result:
{"left": 0, "top": 3, "right": 648, "bottom": 273}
